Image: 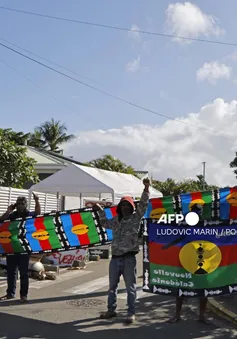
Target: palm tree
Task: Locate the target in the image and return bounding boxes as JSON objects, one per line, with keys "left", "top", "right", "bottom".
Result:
{"left": 153, "top": 175, "right": 218, "bottom": 197}
{"left": 153, "top": 178, "right": 182, "bottom": 196}
{"left": 27, "top": 130, "right": 47, "bottom": 150}
{"left": 33, "top": 118, "right": 75, "bottom": 153}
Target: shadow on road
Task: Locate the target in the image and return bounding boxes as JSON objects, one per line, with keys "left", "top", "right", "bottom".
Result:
{"left": 0, "top": 295, "right": 235, "bottom": 339}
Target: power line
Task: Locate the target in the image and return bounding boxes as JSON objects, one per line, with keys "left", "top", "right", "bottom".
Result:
{"left": 0, "top": 37, "right": 102, "bottom": 86}
{"left": 0, "top": 41, "right": 219, "bottom": 134}
{"left": 0, "top": 58, "right": 81, "bottom": 114}
{"left": 0, "top": 6, "right": 236, "bottom": 47}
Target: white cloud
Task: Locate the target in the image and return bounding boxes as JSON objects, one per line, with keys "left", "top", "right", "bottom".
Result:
{"left": 165, "top": 2, "right": 224, "bottom": 43}
{"left": 128, "top": 24, "right": 141, "bottom": 41}
{"left": 63, "top": 98, "right": 237, "bottom": 187}
{"left": 126, "top": 56, "right": 141, "bottom": 72}
{"left": 196, "top": 61, "right": 232, "bottom": 84}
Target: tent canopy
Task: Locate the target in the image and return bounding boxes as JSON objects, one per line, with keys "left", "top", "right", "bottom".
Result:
{"left": 30, "top": 164, "right": 162, "bottom": 201}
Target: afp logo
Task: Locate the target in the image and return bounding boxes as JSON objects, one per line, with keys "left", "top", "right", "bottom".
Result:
{"left": 157, "top": 212, "right": 200, "bottom": 226}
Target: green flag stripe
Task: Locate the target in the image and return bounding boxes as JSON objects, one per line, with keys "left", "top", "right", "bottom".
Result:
{"left": 43, "top": 217, "right": 62, "bottom": 249}
{"left": 150, "top": 263, "right": 237, "bottom": 289}
{"left": 9, "top": 221, "right": 24, "bottom": 252}
{"left": 80, "top": 212, "right": 100, "bottom": 244}
{"left": 162, "top": 197, "right": 175, "bottom": 213}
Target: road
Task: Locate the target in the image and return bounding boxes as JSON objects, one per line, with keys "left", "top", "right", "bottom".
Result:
{"left": 0, "top": 252, "right": 236, "bottom": 339}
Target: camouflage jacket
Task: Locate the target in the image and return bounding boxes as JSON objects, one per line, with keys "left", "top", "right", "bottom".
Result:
{"left": 98, "top": 190, "right": 150, "bottom": 256}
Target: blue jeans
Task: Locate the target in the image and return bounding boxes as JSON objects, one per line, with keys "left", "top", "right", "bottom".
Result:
{"left": 108, "top": 255, "right": 137, "bottom": 315}
{"left": 6, "top": 254, "right": 29, "bottom": 298}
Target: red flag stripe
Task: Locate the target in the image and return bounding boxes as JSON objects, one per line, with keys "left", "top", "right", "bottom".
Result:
{"left": 70, "top": 213, "right": 90, "bottom": 245}
{"left": 191, "top": 192, "right": 202, "bottom": 201}
{"left": 34, "top": 217, "right": 52, "bottom": 251}
{"left": 0, "top": 222, "right": 13, "bottom": 253}
{"left": 151, "top": 198, "right": 163, "bottom": 209}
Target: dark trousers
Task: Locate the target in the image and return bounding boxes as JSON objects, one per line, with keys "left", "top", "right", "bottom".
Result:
{"left": 6, "top": 254, "right": 29, "bottom": 298}
{"left": 108, "top": 255, "right": 137, "bottom": 315}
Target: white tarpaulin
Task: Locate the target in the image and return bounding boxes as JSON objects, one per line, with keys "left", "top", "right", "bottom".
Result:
{"left": 30, "top": 163, "right": 162, "bottom": 203}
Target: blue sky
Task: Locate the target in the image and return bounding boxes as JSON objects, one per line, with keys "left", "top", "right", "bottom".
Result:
{"left": 1, "top": 1, "right": 237, "bottom": 186}
{"left": 0, "top": 0, "right": 237, "bottom": 134}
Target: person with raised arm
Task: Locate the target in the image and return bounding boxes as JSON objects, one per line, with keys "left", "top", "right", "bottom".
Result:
{"left": 93, "top": 178, "right": 150, "bottom": 324}
{"left": 0, "top": 193, "right": 41, "bottom": 302}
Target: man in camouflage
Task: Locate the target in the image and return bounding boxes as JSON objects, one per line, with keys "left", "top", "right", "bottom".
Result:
{"left": 94, "top": 178, "right": 150, "bottom": 324}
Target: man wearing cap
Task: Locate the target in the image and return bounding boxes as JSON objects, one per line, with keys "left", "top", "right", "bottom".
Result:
{"left": 0, "top": 193, "right": 41, "bottom": 302}
{"left": 93, "top": 178, "right": 150, "bottom": 324}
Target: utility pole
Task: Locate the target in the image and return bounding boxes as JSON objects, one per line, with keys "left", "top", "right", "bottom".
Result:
{"left": 202, "top": 162, "right": 206, "bottom": 190}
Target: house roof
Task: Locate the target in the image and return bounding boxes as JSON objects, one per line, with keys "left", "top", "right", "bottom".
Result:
{"left": 26, "top": 146, "right": 84, "bottom": 166}
{"left": 26, "top": 146, "right": 150, "bottom": 178}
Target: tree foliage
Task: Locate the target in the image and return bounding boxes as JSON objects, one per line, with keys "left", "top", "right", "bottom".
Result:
{"left": 85, "top": 154, "right": 138, "bottom": 176}
{"left": 152, "top": 175, "right": 218, "bottom": 196}
{"left": 230, "top": 153, "right": 237, "bottom": 178}
{"left": 32, "top": 118, "right": 75, "bottom": 153}
{"left": 27, "top": 130, "right": 47, "bottom": 150}
{"left": 0, "top": 128, "right": 30, "bottom": 145}
{"left": 0, "top": 129, "right": 39, "bottom": 188}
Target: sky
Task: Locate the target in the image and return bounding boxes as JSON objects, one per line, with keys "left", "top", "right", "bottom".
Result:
{"left": 1, "top": 1, "right": 237, "bottom": 187}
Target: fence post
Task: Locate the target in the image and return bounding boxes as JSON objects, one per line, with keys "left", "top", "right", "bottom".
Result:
{"left": 28, "top": 191, "right": 31, "bottom": 210}
{"left": 8, "top": 187, "right": 12, "bottom": 206}
{"left": 44, "top": 194, "right": 47, "bottom": 213}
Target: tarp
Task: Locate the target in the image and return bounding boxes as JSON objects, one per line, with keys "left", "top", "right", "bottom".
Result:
{"left": 29, "top": 164, "right": 162, "bottom": 201}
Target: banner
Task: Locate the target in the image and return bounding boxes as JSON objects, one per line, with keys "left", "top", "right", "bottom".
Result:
{"left": 0, "top": 207, "right": 113, "bottom": 256}
{"left": 145, "top": 187, "right": 237, "bottom": 220}
{"left": 46, "top": 249, "right": 87, "bottom": 267}
{"left": 143, "top": 186, "right": 237, "bottom": 298}
{"left": 143, "top": 219, "right": 237, "bottom": 297}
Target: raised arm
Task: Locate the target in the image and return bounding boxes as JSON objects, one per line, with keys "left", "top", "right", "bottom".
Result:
{"left": 0, "top": 205, "right": 15, "bottom": 223}
{"left": 97, "top": 210, "right": 118, "bottom": 229}
{"left": 93, "top": 204, "right": 118, "bottom": 229}
{"left": 135, "top": 178, "right": 150, "bottom": 219}
{"left": 32, "top": 193, "right": 41, "bottom": 216}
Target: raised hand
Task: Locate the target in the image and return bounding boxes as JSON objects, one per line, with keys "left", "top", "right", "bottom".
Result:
{"left": 143, "top": 178, "right": 150, "bottom": 188}
{"left": 7, "top": 204, "right": 15, "bottom": 213}
{"left": 32, "top": 192, "right": 39, "bottom": 201}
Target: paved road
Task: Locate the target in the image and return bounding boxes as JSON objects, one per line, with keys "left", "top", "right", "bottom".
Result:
{"left": 0, "top": 253, "right": 236, "bottom": 339}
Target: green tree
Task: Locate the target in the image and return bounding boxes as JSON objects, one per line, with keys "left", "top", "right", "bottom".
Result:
{"left": 0, "top": 130, "right": 39, "bottom": 188}
{"left": 152, "top": 178, "right": 181, "bottom": 196}
{"left": 32, "top": 118, "right": 75, "bottom": 153}
{"left": 230, "top": 153, "right": 237, "bottom": 179}
{"left": 27, "top": 130, "right": 47, "bottom": 150}
{"left": 0, "top": 128, "right": 30, "bottom": 145}
{"left": 153, "top": 175, "right": 218, "bottom": 196}
{"left": 86, "top": 154, "right": 138, "bottom": 176}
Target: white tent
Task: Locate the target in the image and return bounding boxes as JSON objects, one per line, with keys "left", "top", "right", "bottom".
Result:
{"left": 29, "top": 164, "right": 162, "bottom": 205}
